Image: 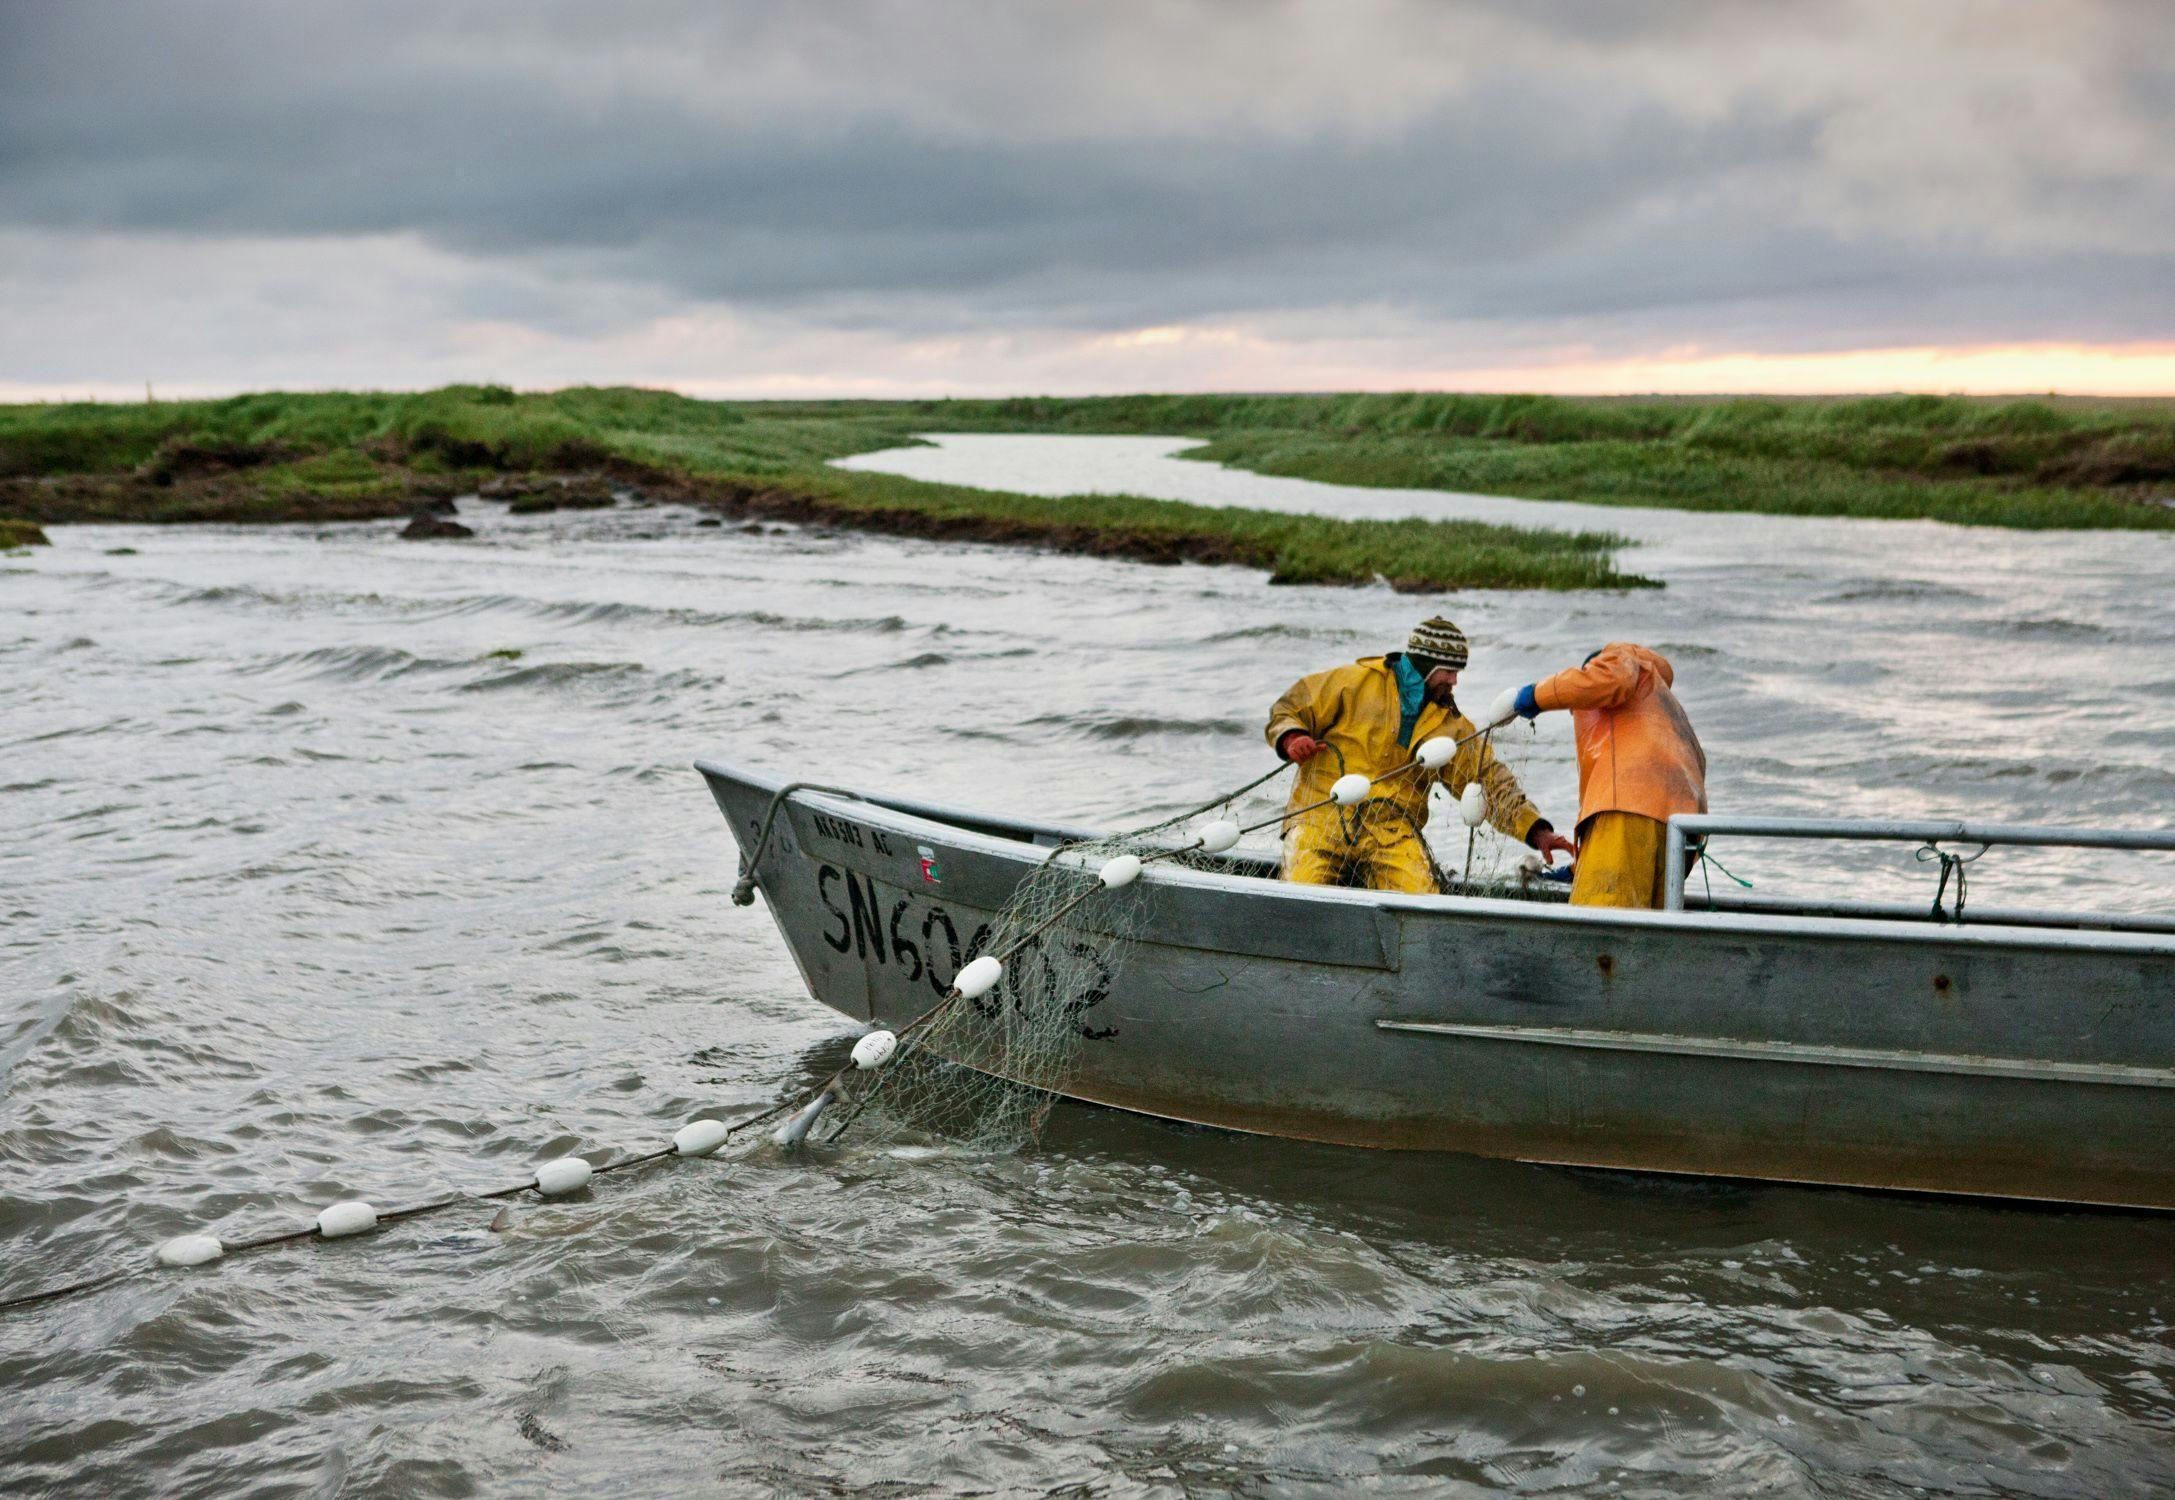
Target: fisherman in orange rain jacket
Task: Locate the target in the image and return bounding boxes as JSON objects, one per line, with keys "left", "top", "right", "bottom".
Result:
{"left": 1492, "top": 643, "right": 1707, "bottom": 908}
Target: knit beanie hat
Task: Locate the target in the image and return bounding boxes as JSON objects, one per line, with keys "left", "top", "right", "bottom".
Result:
{"left": 1405, "top": 616, "right": 1470, "bottom": 675}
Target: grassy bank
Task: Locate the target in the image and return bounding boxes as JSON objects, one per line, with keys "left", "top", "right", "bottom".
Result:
{"left": 0, "top": 387, "right": 1648, "bottom": 590}
{"left": 8, "top": 384, "right": 2165, "bottom": 592}
{"left": 907, "top": 392, "right": 2175, "bottom": 529}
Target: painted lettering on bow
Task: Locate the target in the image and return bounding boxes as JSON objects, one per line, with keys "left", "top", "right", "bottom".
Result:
{"left": 813, "top": 861, "right": 1116, "bottom": 1039}
{"left": 809, "top": 812, "right": 865, "bottom": 849}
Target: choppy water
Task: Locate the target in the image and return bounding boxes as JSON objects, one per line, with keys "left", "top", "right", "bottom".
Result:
{"left": 3, "top": 437, "right": 2172, "bottom": 1495}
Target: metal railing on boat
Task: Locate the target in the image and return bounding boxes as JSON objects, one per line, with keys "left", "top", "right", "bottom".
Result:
{"left": 1662, "top": 815, "right": 2175, "bottom": 932}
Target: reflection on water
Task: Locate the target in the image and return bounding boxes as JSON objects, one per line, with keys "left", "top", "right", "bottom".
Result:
{"left": 3, "top": 440, "right": 2171, "bottom": 1492}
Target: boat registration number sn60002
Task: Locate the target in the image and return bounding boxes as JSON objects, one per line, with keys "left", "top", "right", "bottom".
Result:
{"left": 813, "top": 861, "right": 1116, "bottom": 1038}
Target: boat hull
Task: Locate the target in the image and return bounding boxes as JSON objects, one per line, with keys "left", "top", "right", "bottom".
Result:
{"left": 700, "top": 761, "right": 2175, "bottom": 1210}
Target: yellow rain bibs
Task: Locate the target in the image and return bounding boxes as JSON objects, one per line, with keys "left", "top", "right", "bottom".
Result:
{"left": 1568, "top": 810, "right": 1669, "bottom": 909}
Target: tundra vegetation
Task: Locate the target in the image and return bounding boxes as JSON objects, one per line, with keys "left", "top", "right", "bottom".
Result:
{"left": 942, "top": 391, "right": 2175, "bottom": 530}
{"left": 4, "top": 387, "right": 2169, "bottom": 590}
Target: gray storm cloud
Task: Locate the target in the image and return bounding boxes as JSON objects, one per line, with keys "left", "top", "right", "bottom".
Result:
{"left": 2, "top": 0, "right": 2170, "bottom": 392}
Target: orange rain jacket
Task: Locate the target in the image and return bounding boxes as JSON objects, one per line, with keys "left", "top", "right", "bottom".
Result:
{"left": 1265, "top": 655, "right": 1544, "bottom": 844}
{"left": 1532, "top": 643, "right": 1707, "bottom": 831}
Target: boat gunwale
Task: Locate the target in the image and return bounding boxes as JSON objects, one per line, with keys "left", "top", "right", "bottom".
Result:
{"left": 695, "top": 758, "right": 2175, "bottom": 958}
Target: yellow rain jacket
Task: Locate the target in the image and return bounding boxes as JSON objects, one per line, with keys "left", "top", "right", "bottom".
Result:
{"left": 1531, "top": 642, "right": 1707, "bottom": 909}
{"left": 1265, "top": 655, "right": 1545, "bottom": 893}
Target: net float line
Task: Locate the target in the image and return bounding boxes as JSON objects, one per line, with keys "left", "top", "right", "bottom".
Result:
{"left": 3, "top": 721, "right": 1528, "bottom": 1313}
{"left": 0, "top": 856, "right": 1137, "bottom": 1312}
{"left": 0, "top": 1117, "right": 751, "bottom": 1314}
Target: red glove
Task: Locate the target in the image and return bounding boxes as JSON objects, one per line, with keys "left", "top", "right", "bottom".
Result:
{"left": 1534, "top": 829, "right": 1578, "bottom": 867}
{"left": 1280, "top": 732, "right": 1321, "bottom": 763}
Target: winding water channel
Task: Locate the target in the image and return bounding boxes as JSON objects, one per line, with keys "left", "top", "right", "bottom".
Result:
{"left": 3, "top": 436, "right": 2171, "bottom": 1493}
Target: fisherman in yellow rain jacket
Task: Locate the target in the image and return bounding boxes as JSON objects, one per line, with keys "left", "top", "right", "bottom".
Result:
{"left": 1492, "top": 642, "right": 1708, "bottom": 908}
{"left": 1265, "top": 617, "right": 1577, "bottom": 893}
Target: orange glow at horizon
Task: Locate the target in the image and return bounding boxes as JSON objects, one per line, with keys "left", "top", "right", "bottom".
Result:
{"left": 1436, "top": 343, "right": 2175, "bottom": 398}
{"left": 7, "top": 340, "right": 2175, "bottom": 407}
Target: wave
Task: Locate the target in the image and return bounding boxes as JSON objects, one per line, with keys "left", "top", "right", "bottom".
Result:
{"left": 120, "top": 573, "right": 992, "bottom": 646}
{"left": 226, "top": 642, "right": 722, "bottom": 705}
{"left": 457, "top": 660, "right": 655, "bottom": 692}
{"left": 436, "top": 591, "right": 948, "bottom": 638}
{"left": 1026, "top": 712, "right": 1253, "bottom": 740}
{"left": 7, "top": 716, "right": 135, "bottom": 747}
{"left": 237, "top": 645, "right": 468, "bottom": 683}
{"left": 1843, "top": 750, "right": 2175, "bottom": 799}
{"left": 1990, "top": 616, "right": 2116, "bottom": 641}
{"left": 1199, "top": 622, "right": 1364, "bottom": 645}
{"left": 844, "top": 645, "right": 1036, "bottom": 676}
{"left": 456, "top": 660, "right": 720, "bottom": 702}
{"left": 1818, "top": 580, "right": 1985, "bottom": 605}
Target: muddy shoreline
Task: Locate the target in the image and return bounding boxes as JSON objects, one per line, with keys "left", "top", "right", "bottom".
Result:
{"left": 0, "top": 394, "right": 1653, "bottom": 589}
{"left": 0, "top": 458, "right": 1522, "bottom": 590}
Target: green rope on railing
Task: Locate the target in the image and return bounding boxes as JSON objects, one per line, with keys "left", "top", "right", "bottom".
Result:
{"left": 1698, "top": 844, "right": 1755, "bottom": 908}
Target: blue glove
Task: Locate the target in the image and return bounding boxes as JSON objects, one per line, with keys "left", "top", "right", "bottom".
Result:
{"left": 1514, "top": 684, "right": 1540, "bottom": 720}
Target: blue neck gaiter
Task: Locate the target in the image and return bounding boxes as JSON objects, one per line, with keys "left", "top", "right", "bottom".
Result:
{"left": 1391, "top": 654, "right": 1426, "bottom": 746}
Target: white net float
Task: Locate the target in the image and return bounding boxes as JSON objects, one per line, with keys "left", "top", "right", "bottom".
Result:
{"left": 1488, "top": 686, "right": 1522, "bottom": 726}
{"left": 316, "top": 1200, "right": 377, "bottom": 1239}
{"left": 1330, "top": 773, "right": 1372, "bottom": 806}
{"left": 672, "top": 1118, "right": 731, "bottom": 1157}
{"left": 951, "top": 954, "right": 1004, "bottom": 1000}
{"left": 772, "top": 1091, "right": 831, "bottom": 1149}
{"left": 1098, "top": 854, "right": 1143, "bottom": 889}
{"left": 1416, "top": 736, "right": 1455, "bottom": 770}
{"left": 155, "top": 1233, "right": 224, "bottom": 1268}
{"left": 851, "top": 1029, "right": 898, "bottom": 1070}
{"left": 1196, "top": 819, "right": 1241, "bottom": 854}
{"left": 1459, "top": 783, "right": 1489, "bottom": 827}
{"left": 534, "top": 1156, "right": 593, "bottom": 1197}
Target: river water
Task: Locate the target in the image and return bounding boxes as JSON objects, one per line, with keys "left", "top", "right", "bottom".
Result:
{"left": 3, "top": 436, "right": 2171, "bottom": 1494}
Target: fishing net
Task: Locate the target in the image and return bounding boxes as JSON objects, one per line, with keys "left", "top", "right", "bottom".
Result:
{"left": 1114, "top": 724, "right": 1557, "bottom": 897}
{"left": 1424, "top": 719, "right": 1565, "bottom": 899}
{"left": 1263, "top": 722, "right": 1561, "bottom": 900}
{"left": 801, "top": 720, "right": 1555, "bottom": 1155}
{"left": 808, "top": 832, "right": 1160, "bottom": 1154}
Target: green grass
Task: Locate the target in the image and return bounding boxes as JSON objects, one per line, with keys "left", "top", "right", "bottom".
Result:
{"left": 1175, "top": 430, "right": 2169, "bottom": 529}
{"left": 12, "top": 383, "right": 2168, "bottom": 588}
{"left": 0, "top": 386, "right": 1650, "bottom": 590}
{"left": 0, "top": 385, "right": 921, "bottom": 478}
{"left": 719, "top": 462, "right": 1646, "bottom": 590}
{"left": 11, "top": 386, "right": 2168, "bottom": 525}
{"left": 880, "top": 391, "right": 2175, "bottom": 529}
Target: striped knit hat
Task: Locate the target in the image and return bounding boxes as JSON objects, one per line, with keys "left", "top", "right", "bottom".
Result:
{"left": 1405, "top": 616, "right": 1469, "bottom": 673}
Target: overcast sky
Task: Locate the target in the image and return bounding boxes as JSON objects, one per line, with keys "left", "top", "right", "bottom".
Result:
{"left": 4, "top": 0, "right": 2172, "bottom": 398}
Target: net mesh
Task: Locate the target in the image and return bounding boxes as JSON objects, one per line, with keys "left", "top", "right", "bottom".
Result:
{"left": 1267, "top": 721, "right": 1558, "bottom": 899}
{"left": 811, "top": 833, "right": 1157, "bottom": 1154}
{"left": 807, "top": 722, "right": 1554, "bottom": 1154}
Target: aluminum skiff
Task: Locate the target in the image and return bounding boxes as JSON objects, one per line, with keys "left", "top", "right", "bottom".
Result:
{"left": 699, "top": 759, "right": 2175, "bottom": 1210}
